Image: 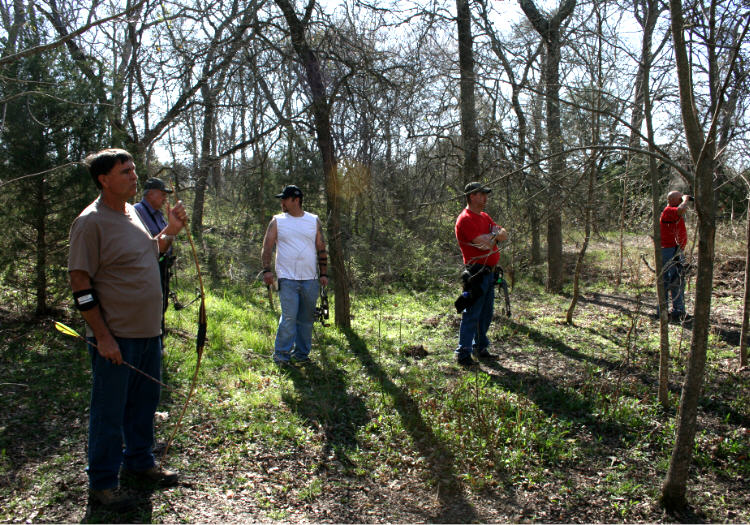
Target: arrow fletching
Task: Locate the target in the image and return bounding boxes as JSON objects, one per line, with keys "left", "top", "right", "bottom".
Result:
{"left": 54, "top": 321, "right": 83, "bottom": 339}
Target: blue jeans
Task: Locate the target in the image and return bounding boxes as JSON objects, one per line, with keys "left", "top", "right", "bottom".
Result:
{"left": 661, "top": 246, "right": 686, "bottom": 315}
{"left": 274, "top": 279, "right": 319, "bottom": 362}
{"left": 456, "top": 271, "right": 495, "bottom": 359}
{"left": 86, "top": 336, "right": 161, "bottom": 490}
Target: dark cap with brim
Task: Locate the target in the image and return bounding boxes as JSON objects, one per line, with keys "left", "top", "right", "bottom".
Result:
{"left": 143, "top": 177, "right": 173, "bottom": 193}
{"left": 275, "top": 185, "right": 303, "bottom": 199}
{"left": 464, "top": 182, "right": 491, "bottom": 195}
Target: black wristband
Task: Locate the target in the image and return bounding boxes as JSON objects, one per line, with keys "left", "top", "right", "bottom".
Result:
{"left": 73, "top": 288, "right": 99, "bottom": 311}
{"left": 263, "top": 269, "right": 272, "bottom": 274}
{"left": 320, "top": 274, "right": 328, "bottom": 278}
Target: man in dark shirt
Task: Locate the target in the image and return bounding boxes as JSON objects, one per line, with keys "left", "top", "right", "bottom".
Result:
{"left": 135, "top": 178, "right": 175, "bottom": 332}
{"left": 659, "top": 190, "right": 692, "bottom": 321}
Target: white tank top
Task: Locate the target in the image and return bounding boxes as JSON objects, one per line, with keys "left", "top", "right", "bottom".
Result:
{"left": 275, "top": 211, "right": 318, "bottom": 280}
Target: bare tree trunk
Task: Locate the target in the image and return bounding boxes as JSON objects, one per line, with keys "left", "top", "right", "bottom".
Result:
{"left": 644, "top": 61, "right": 670, "bottom": 409}
{"left": 529, "top": 64, "right": 546, "bottom": 267}
{"left": 635, "top": 0, "right": 671, "bottom": 409}
{"left": 662, "top": 0, "right": 731, "bottom": 509}
{"left": 192, "top": 83, "right": 216, "bottom": 239}
{"left": 274, "top": 0, "right": 351, "bottom": 329}
{"left": 567, "top": 3, "right": 601, "bottom": 324}
{"left": 519, "top": 0, "right": 576, "bottom": 293}
{"left": 617, "top": 178, "right": 625, "bottom": 287}
{"left": 34, "top": 175, "right": 48, "bottom": 316}
{"left": 478, "top": 1, "right": 541, "bottom": 269}
{"left": 740, "top": 190, "right": 750, "bottom": 368}
{"left": 456, "top": 0, "right": 479, "bottom": 184}
{"left": 566, "top": 156, "right": 595, "bottom": 324}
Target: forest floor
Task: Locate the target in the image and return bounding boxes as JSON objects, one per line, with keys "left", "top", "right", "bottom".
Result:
{"left": 1, "top": 235, "right": 748, "bottom": 523}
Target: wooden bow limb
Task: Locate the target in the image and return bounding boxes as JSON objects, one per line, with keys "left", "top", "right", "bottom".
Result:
{"left": 160, "top": 181, "right": 207, "bottom": 464}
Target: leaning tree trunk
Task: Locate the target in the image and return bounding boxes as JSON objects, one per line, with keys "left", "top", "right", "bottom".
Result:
{"left": 566, "top": 154, "right": 595, "bottom": 324}
{"left": 274, "top": 0, "right": 351, "bottom": 329}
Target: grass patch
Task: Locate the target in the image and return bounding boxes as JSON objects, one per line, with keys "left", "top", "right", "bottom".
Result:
{"left": 1, "top": 253, "right": 748, "bottom": 522}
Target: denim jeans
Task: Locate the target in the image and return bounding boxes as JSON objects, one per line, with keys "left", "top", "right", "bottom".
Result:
{"left": 86, "top": 336, "right": 161, "bottom": 490}
{"left": 274, "top": 278, "right": 319, "bottom": 362}
{"left": 456, "top": 271, "right": 495, "bottom": 359}
{"left": 661, "top": 246, "right": 686, "bottom": 315}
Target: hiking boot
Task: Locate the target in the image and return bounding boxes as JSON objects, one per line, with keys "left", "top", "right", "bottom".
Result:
{"left": 121, "top": 465, "right": 179, "bottom": 487}
{"left": 474, "top": 348, "right": 496, "bottom": 359}
{"left": 457, "top": 355, "right": 478, "bottom": 367}
{"left": 291, "top": 355, "right": 311, "bottom": 365}
{"left": 88, "top": 487, "right": 137, "bottom": 510}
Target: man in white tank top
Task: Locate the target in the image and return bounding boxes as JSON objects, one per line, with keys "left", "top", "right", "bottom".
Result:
{"left": 262, "top": 185, "right": 329, "bottom": 365}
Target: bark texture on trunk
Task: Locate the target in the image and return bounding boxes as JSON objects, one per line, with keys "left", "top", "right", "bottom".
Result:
{"left": 662, "top": 0, "right": 720, "bottom": 510}
{"left": 274, "top": 0, "right": 351, "bottom": 328}
{"left": 456, "top": 0, "right": 479, "bottom": 185}
{"left": 518, "top": 0, "right": 576, "bottom": 293}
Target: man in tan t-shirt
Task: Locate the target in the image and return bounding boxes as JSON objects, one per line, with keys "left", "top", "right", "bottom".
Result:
{"left": 68, "top": 148, "right": 187, "bottom": 510}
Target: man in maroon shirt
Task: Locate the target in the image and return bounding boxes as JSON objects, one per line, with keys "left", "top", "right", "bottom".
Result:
{"left": 659, "top": 190, "right": 692, "bottom": 321}
{"left": 454, "top": 182, "right": 508, "bottom": 366}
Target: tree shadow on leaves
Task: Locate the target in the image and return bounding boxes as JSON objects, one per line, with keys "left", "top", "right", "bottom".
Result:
{"left": 281, "top": 348, "right": 368, "bottom": 464}
{"left": 344, "top": 328, "right": 490, "bottom": 524}
{"left": 486, "top": 320, "right": 632, "bottom": 442}
{"left": 576, "top": 292, "right": 742, "bottom": 347}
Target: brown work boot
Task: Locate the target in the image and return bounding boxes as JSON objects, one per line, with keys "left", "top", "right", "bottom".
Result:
{"left": 88, "top": 487, "right": 137, "bottom": 510}
{"left": 122, "top": 465, "right": 179, "bottom": 487}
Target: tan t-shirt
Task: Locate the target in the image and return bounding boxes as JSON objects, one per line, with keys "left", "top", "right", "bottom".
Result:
{"left": 68, "top": 197, "right": 162, "bottom": 338}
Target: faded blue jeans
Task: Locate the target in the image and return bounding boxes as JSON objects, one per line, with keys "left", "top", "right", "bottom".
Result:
{"left": 86, "top": 336, "right": 161, "bottom": 490}
{"left": 456, "top": 271, "right": 495, "bottom": 360}
{"left": 274, "top": 278, "right": 319, "bottom": 362}
{"left": 661, "top": 246, "right": 686, "bottom": 315}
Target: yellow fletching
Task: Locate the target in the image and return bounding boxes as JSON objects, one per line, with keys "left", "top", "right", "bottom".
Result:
{"left": 54, "top": 321, "right": 82, "bottom": 339}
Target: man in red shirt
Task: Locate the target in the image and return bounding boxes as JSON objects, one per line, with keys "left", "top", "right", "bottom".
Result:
{"left": 659, "top": 190, "right": 692, "bottom": 321}
{"left": 454, "top": 182, "right": 508, "bottom": 366}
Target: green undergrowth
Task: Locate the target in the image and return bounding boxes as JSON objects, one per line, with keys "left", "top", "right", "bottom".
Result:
{"left": 157, "top": 274, "right": 747, "bottom": 520}
{"left": 1, "top": 266, "right": 748, "bottom": 522}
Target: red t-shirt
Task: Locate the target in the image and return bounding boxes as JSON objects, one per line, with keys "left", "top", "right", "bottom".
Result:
{"left": 455, "top": 208, "right": 500, "bottom": 266}
{"left": 660, "top": 206, "right": 687, "bottom": 249}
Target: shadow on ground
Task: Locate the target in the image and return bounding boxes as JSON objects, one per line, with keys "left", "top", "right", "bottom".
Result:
{"left": 282, "top": 348, "right": 368, "bottom": 463}
{"left": 345, "top": 328, "right": 506, "bottom": 523}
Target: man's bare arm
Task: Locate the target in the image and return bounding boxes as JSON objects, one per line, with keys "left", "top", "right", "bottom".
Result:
{"left": 69, "top": 270, "right": 122, "bottom": 364}
{"left": 261, "top": 218, "right": 277, "bottom": 285}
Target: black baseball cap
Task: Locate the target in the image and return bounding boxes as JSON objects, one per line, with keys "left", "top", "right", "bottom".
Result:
{"left": 143, "top": 177, "right": 173, "bottom": 193}
{"left": 275, "top": 185, "right": 303, "bottom": 199}
{"left": 464, "top": 182, "right": 491, "bottom": 195}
